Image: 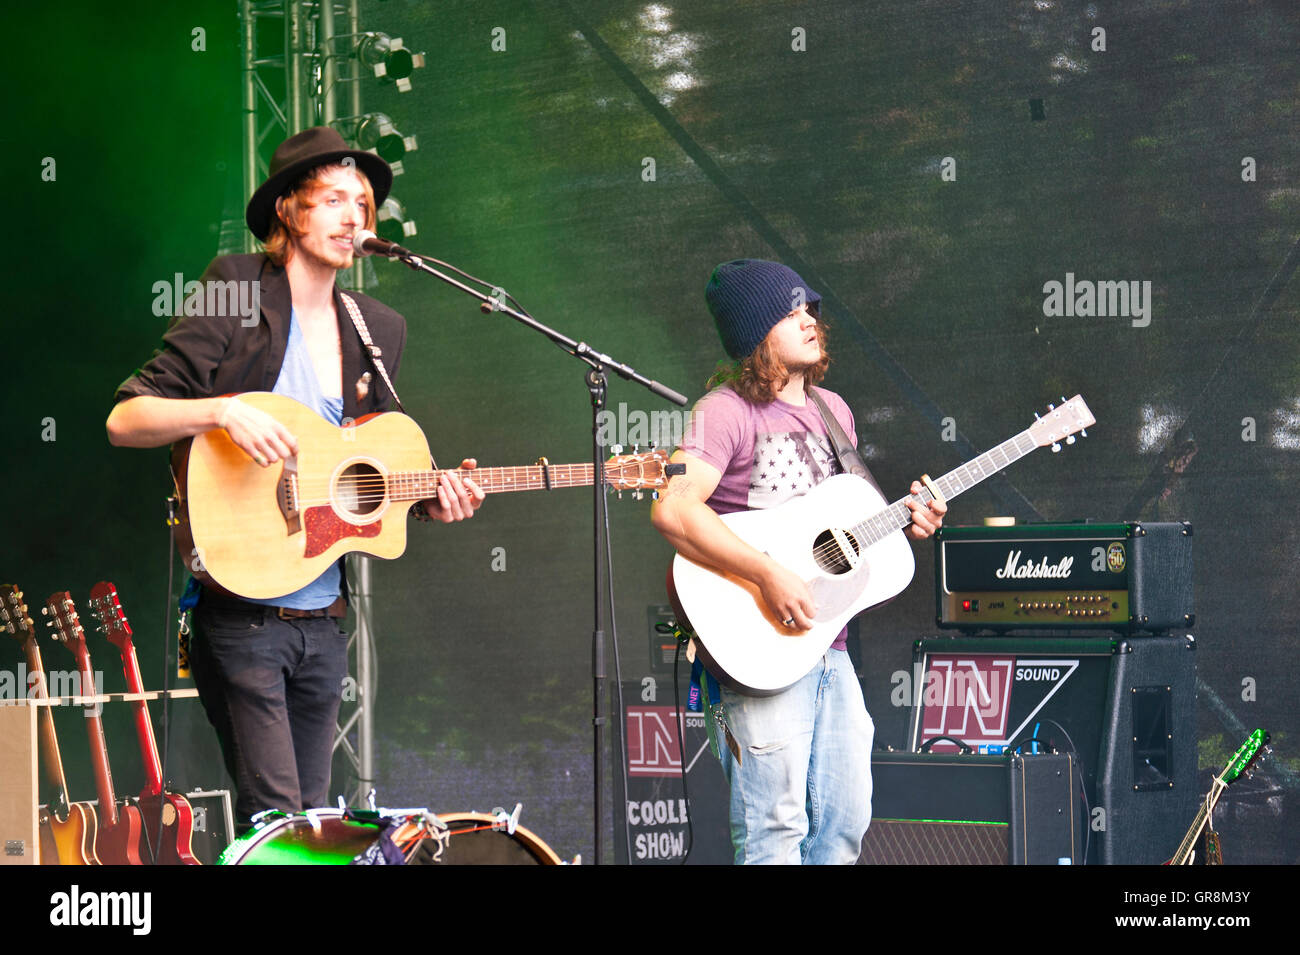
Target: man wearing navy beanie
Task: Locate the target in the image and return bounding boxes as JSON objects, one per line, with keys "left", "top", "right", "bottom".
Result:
{"left": 653, "top": 259, "right": 946, "bottom": 864}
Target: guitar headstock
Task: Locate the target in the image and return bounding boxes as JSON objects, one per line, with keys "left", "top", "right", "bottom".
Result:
{"left": 1, "top": 584, "right": 36, "bottom": 644}
{"left": 87, "top": 581, "right": 134, "bottom": 654}
{"left": 1027, "top": 394, "right": 1095, "bottom": 452}
{"left": 1222, "top": 728, "right": 1270, "bottom": 786}
{"left": 42, "top": 592, "right": 89, "bottom": 657}
{"left": 604, "top": 448, "right": 680, "bottom": 499}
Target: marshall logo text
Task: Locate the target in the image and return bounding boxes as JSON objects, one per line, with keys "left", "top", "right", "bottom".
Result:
{"left": 994, "top": 549, "right": 1074, "bottom": 580}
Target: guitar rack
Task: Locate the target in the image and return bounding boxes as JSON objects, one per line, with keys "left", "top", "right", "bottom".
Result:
{"left": 0, "top": 690, "right": 200, "bottom": 865}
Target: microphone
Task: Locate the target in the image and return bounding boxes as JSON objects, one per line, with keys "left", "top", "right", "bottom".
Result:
{"left": 352, "top": 229, "right": 412, "bottom": 258}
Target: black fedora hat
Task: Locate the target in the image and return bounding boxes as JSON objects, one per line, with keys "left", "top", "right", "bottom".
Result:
{"left": 245, "top": 126, "right": 394, "bottom": 240}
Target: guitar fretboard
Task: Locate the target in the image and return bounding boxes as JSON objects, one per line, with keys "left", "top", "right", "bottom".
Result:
{"left": 387, "top": 464, "right": 597, "bottom": 502}
{"left": 1171, "top": 787, "right": 1219, "bottom": 865}
{"left": 849, "top": 431, "right": 1037, "bottom": 547}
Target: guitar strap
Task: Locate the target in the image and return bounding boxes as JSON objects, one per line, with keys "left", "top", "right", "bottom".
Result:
{"left": 340, "top": 293, "right": 443, "bottom": 522}
{"left": 339, "top": 292, "right": 406, "bottom": 415}
{"left": 809, "top": 391, "right": 874, "bottom": 487}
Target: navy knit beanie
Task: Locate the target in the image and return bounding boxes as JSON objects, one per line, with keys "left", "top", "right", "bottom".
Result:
{"left": 705, "top": 259, "right": 822, "bottom": 359}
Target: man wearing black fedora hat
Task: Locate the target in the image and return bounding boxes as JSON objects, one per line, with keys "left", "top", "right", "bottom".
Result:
{"left": 652, "top": 259, "right": 945, "bottom": 864}
{"left": 107, "top": 127, "right": 483, "bottom": 827}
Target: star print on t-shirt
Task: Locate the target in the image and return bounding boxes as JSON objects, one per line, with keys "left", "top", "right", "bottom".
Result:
{"left": 747, "top": 430, "right": 838, "bottom": 509}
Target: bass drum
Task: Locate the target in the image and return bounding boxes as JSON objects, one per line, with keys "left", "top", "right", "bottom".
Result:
{"left": 219, "top": 809, "right": 385, "bottom": 865}
{"left": 425, "top": 812, "right": 562, "bottom": 865}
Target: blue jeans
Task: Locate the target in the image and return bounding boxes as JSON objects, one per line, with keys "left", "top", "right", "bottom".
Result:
{"left": 711, "top": 649, "right": 873, "bottom": 864}
{"left": 189, "top": 600, "right": 350, "bottom": 827}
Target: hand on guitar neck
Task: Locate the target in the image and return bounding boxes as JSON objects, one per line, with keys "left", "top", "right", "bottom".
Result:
{"left": 902, "top": 478, "right": 947, "bottom": 541}
{"left": 412, "top": 458, "right": 485, "bottom": 523}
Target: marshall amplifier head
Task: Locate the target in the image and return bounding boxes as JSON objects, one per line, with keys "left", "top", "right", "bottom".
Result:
{"left": 935, "top": 522, "right": 1193, "bottom": 633}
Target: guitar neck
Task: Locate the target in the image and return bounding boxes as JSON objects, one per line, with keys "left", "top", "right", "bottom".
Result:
{"left": 850, "top": 430, "right": 1037, "bottom": 547}
{"left": 1171, "top": 779, "right": 1224, "bottom": 864}
{"left": 117, "top": 642, "right": 164, "bottom": 798}
{"left": 388, "top": 464, "right": 598, "bottom": 502}
{"left": 20, "top": 638, "right": 75, "bottom": 816}
{"left": 69, "top": 643, "right": 121, "bottom": 828}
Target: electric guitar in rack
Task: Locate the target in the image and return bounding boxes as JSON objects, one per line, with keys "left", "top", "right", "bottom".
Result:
{"left": 668, "top": 396, "right": 1095, "bottom": 694}
{"left": 171, "top": 392, "right": 675, "bottom": 599}
{"left": 43, "top": 592, "right": 145, "bottom": 865}
{"left": 1165, "top": 728, "right": 1269, "bottom": 865}
{"left": 2, "top": 585, "right": 100, "bottom": 864}
{"left": 87, "top": 581, "right": 200, "bottom": 865}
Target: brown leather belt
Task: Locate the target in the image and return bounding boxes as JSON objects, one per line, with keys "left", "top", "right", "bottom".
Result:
{"left": 201, "top": 590, "right": 347, "bottom": 620}
{"left": 275, "top": 596, "right": 347, "bottom": 620}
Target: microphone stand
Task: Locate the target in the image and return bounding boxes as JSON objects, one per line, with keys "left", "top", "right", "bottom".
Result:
{"left": 374, "top": 247, "right": 687, "bottom": 864}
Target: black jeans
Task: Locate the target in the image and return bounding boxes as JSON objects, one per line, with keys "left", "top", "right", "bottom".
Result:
{"left": 189, "top": 599, "right": 349, "bottom": 828}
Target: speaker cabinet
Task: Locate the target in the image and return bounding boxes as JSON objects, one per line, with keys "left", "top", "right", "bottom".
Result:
{"left": 862, "top": 751, "right": 1083, "bottom": 864}
{"left": 1096, "top": 635, "right": 1198, "bottom": 864}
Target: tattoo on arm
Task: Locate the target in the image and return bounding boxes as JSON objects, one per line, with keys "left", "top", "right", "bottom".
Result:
{"left": 665, "top": 479, "right": 694, "bottom": 500}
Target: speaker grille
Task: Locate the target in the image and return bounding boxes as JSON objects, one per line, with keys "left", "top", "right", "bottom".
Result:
{"left": 860, "top": 819, "right": 1008, "bottom": 865}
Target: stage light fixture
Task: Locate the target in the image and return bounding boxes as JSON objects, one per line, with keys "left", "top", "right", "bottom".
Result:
{"left": 332, "top": 113, "right": 419, "bottom": 175}
{"left": 376, "top": 196, "right": 417, "bottom": 243}
{"left": 357, "top": 113, "right": 418, "bottom": 168}
{"left": 356, "top": 33, "right": 426, "bottom": 92}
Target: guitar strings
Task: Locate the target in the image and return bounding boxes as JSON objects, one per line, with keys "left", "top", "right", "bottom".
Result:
{"left": 278, "top": 465, "right": 657, "bottom": 508}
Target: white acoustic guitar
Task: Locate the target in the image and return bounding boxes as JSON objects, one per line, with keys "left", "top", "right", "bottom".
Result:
{"left": 172, "top": 392, "right": 673, "bottom": 599}
{"left": 668, "top": 396, "right": 1095, "bottom": 695}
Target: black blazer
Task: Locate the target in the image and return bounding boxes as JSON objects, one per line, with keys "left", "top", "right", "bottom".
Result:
{"left": 115, "top": 253, "right": 407, "bottom": 421}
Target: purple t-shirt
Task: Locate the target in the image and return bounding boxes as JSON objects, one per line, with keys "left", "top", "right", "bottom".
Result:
{"left": 679, "top": 384, "right": 856, "bottom": 649}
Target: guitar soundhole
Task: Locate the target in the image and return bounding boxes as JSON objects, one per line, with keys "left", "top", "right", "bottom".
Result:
{"left": 812, "top": 528, "right": 859, "bottom": 575}
{"left": 335, "top": 462, "right": 386, "bottom": 516}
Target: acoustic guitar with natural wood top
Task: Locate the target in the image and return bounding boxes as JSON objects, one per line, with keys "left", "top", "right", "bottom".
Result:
{"left": 171, "top": 392, "right": 673, "bottom": 599}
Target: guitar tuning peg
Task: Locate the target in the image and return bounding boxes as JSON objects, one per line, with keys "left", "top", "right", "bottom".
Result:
{"left": 616, "top": 489, "right": 623, "bottom": 500}
{"left": 632, "top": 444, "right": 639, "bottom": 453}
{"left": 651, "top": 490, "right": 660, "bottom": 501}
{"left": 610, "top": 444, "right": 623, "bottom": 455}
{"left": 1048, "top": 403, "right": 1056, "bottom": 411}
{"left": 1080, "top": 428, "right": 1088, "bottom": 438}
{"left": 648, "top": 441, "right": 656, "bottom": 450}
{"left": 1051, "top": 442, "right": 1061, "bottom": 453}
{"left": 1060, "top": 395, "right": 1066, "bottom": 403}
{"left": 633, "top": 490, "right": 643, "bottom": 501}
{"left": 1066, "top": 435, "right": 1076, "bottom": 445}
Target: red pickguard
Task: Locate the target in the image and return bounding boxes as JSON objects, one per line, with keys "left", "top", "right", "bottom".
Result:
{"left": 303, "top": 506, "right": 381, "bottom": 558}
